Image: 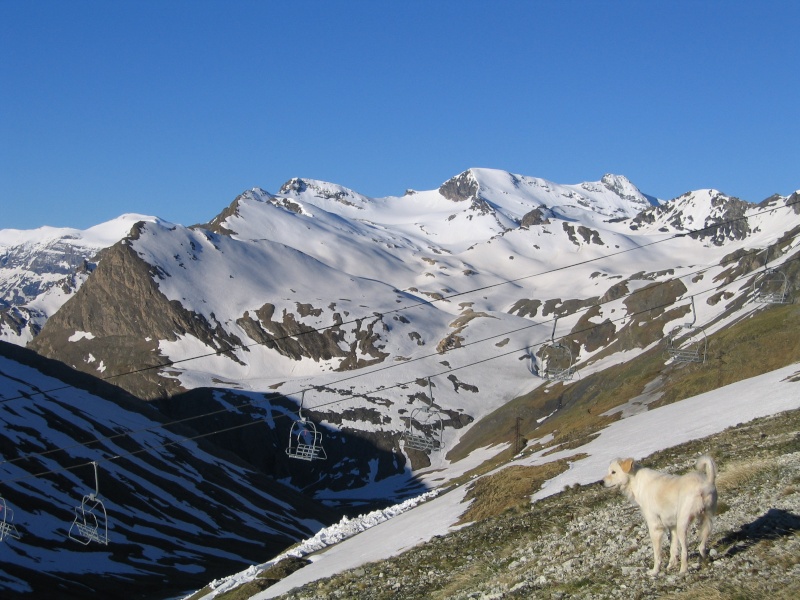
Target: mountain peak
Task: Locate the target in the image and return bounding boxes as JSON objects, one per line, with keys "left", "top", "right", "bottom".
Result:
{"left": 601, "top": 173, "right": 638, "bottom": 197}
{"left": 438, "top": 169, "right": 480, "bottom": 202}
{"left": 279, "top": 177, "right": 370, "bottom": 209}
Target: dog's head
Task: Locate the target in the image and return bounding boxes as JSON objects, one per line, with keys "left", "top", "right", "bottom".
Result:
{"left": 603, "top": 457, "right": 634, "bottom": 489}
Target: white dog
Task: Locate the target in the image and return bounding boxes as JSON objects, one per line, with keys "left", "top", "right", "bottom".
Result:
{"left": 603, "top": 455, "right": 717, "bottom": 575}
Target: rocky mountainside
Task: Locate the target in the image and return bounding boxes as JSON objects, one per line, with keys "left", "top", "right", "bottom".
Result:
{"left": 16, "top": 169, "right": 800, "bottom": 501}
{"left": 1, "top": 168, "right": 798, "bottom": 598}
{"left": 0, "top": 215, "right": 157, "bottom": 344}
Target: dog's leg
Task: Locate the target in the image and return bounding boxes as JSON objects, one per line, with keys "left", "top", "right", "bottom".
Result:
{"left": 647, "top": 524, "right": 664, "bottom": 575}
{"left": 698, "top": 512, "right": 713, "bottom": 564}
{"left": 667, "top": 527, "right": 679, "bottom": 570}
{"left": 676, "top": 518, "right": 690, "bottom": 574}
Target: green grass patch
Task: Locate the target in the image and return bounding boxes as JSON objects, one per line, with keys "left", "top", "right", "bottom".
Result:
{"left": 457, "top": 459, "right": 574, "bottom": 524}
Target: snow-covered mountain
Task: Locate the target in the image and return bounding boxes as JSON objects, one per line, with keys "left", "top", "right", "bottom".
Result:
{"left": 19, "top": 171, "right": 800, "bottom": 458}
{"left": 0, "top": 170, "right": 658, "bottom": 347}
{"left": 1, "top": 167, "right": 799, "bottom": 597}
{"left": 0, "top": 214, "right": 158, "bottom": 344}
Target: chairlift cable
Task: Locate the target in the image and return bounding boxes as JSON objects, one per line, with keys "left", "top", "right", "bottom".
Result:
{"left": 2, "top": 249, "right": 798, "bottom": 474}
{"left": 0, "top": 200, "right": 797, "bottom": 469}
{"left": 2, "top": 254, "right": 796, "bottom": 487}
{"left": 0, "top": 197, "right": 796, "bottom": 410}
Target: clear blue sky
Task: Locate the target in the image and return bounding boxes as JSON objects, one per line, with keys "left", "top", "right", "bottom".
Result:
{"left": 2, "top": 0, "right": 798, "bottom": 230}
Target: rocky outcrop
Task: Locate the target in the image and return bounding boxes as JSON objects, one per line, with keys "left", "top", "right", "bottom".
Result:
{"left": 691, "top": 194, "right": 753, "bottom": 244}
{"left": 630, "top": 191, "right": 755, "bottom": 246}
{"left": 520, "top": 207, "right": 551, "bottom": 227}
{"left": 30, "top": 239, "right": 244, "bottom": 400}
{"left": 439, "top": 170, "right": 479, "bottom": 203}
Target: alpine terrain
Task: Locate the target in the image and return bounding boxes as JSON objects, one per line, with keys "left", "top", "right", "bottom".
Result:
{"left": 0, "top": 168, "right": 798, "bottom": 599}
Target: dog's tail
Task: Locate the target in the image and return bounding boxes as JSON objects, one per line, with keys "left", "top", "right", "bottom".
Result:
{"left": 696, "top": 454, "right": 717, "bottom": 483}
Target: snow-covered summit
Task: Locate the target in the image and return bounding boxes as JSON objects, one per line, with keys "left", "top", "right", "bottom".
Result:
{"left": 438, "top": 168, "right": 657, "bottom": 224}
{"left": 0, "top": 213, "right": 158, "bottom": 248}
{"left": 279, "top": 177, "right": 372, "bottom": 210}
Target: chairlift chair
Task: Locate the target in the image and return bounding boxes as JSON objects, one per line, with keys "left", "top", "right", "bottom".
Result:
{"left": 753, "top": 269, "right": 789, "bottom": 304}
{"left": 68, "top": 461, "right": 109, "bottom": 545}
{"left": 538, "top": 317, "right": 575, "bottom": 381}
{"left": 403, "top": 378, "right": 444, "bottom": 453}
{"left": 286, "top": 391, "right": 327, "bottom": 461}
{"left": 665, "top": 297, "right": 708, "bottom": 364}
{"left": 0, "top": 495, "right": 21, "bottom": 542}
{"left": 752, "top": 247, "right": 790, "bottom": 305}
{"left": 404, "top": 406, "right": 444, "bottom": 452}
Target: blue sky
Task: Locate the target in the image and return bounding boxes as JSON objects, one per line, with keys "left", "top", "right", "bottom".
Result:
{"left": 2, "top": 0, "right": 798, "bottom": 230}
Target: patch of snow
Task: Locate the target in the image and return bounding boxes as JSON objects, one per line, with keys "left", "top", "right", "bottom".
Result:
{"left": 69, "top": 331, "right": 96, "bottom": 342}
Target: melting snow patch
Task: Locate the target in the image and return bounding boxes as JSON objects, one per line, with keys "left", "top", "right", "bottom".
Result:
{"left": 191, "top": 490, "right": 438, "bottom": 599}
{"left": 69, "top": 331, "right": 95, "bottom": 342}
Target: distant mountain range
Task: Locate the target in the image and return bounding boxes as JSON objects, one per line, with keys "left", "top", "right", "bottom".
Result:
{"left": 0, "top": 168, "right": 798, "bottom": 597}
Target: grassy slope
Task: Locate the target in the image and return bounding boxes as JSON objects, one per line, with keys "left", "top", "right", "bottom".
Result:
{"left": 447, "top": 304, "right": 800, "bottom": 485}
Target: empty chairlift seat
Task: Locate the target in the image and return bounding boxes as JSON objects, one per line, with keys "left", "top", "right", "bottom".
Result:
{"left": 286, "top": 391, "right": 327, "bottom": 462}
{"left": 68, "top": 461, "right": 109, "bottom": 545}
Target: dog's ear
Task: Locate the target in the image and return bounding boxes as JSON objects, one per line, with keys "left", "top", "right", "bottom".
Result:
{"left": 620, "top": 458, "right": 634, "bottom": 473}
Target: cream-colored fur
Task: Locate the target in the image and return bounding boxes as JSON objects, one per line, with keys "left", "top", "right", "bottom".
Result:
{"left": 603, "top": 455, "right": 717, "bottom": 575}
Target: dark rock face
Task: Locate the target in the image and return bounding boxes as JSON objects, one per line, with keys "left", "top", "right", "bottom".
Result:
{"left": 0, "top": 305, "right": 40, "bottom": 337}
{"left": 238, "top": 303, "right": 350, "bottom": 363}
{"left": 508, "top": 298, "right": 542, "bottom": 318}
{"left": 29, "top": 240, "right": 244, "bottom": 400}
{"left": 204, "top": 194, "right": 244, "bottom": 235}
{"left": 521, "top": 208, "right": 551, "bottom": 227}
{"left": 236, "top": 303, "right": 391, "bottom": 370}
{"left": 280, "top": 177, "right": 308, "bottom": 194}
{"left": 439, "top": 171, "right": 479, "bottom": 203}
{"left": 630, "top": 192, "right": 755, "bottom": 246}
{"left": 690, "top": 195, "right": 753, "bottom": 245}
{"left": 562, "top": 222, "right": 604, "bottom": 246}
